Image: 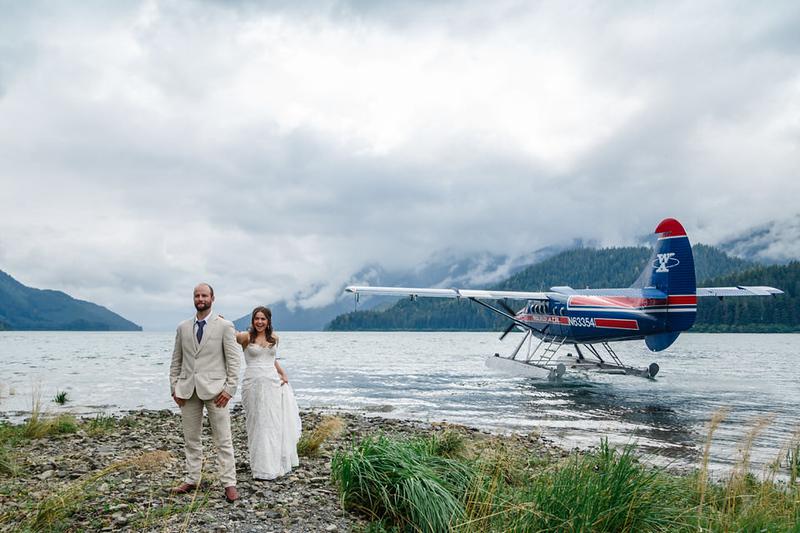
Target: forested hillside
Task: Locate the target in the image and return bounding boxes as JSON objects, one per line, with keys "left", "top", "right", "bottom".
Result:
{"left": 693, "top": 262, "right": 799, "bottom": 332}
{"left": 0, "top": 270, "right": 141, "bottom": 331}
{"left": 326, "top": 245, "right": 794, "bottom": 332}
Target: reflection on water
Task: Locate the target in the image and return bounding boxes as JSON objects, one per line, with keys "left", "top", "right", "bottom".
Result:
{"left": 1, "top": 331, "right": 798, "bottom": 474}
{"left": 519, "top": 379, "right": 698, "bottom": 463}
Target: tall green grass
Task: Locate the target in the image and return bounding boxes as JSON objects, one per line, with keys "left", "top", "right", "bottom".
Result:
{"left": 332, "top": 433, "right": 474, "bottom": 532}
{"left": 333, "top": 426, "right": 800, "bottom": 533}
{"left": 509, "top": 440, "right": 686, "bottom": 532}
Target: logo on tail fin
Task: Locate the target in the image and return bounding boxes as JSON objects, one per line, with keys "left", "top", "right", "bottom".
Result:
{"left": 654, "top": 253, "right": 679, "bottom": 273}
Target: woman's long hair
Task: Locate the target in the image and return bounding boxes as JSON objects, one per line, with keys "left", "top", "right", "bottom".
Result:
{"left": 249, "top": 306, "right": 276, "bottom": 346}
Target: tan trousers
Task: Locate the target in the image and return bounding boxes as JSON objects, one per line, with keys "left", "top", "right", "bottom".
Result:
{"left": 180, "top": 391, "right": 236, "bottom": 487}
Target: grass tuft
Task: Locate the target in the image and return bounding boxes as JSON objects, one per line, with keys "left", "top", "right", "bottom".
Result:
{"left": 23, "top": 413, "right": 78, "bottom": 439}
{"left": 332, "top": 433, "right": 474, "bottom": 532}
{"left": 297, "top": 416, "right": 345, "bottom": 457}
{"left": 788, "top": 441, "right": 800, "bottom": 486}
{"left": 419, "top": 430, "right": 466, "bottom": 459}
{"left": 85, "top": 413, "right": 116, "bottom": 436}
{"left": 20, "top": 393, "right": 78, "bottom": 439}
{"left": 513, "top": 439, "right": 685, "bottom": 532}
{"left": 0, "top": 444, "right": 20, "bottom": 477}
{"left": 53, "top": 390, "right": 69, "bottom": 405}
{"left": 130, "top": 449, "right": 173, "bottom": 472}
{"left": 725, "top": 415, "right": 774, "bottom": 514}
{"left": 698, "top": 407, "right": 728, "bottom": 519}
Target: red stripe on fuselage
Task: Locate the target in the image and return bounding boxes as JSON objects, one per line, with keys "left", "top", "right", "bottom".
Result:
{"left": 595, "top": 318, "right": 639, "bottom": 330}
{"left": 568, "top": 296, "right": 667, "bottom": 308}
{"left": 518, "top": 314, "right": 638, "bottom": 330}
{"left": 667, "top": 295, "right": 697, "bottom": 305}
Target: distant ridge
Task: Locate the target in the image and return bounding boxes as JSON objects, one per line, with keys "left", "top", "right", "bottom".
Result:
{"left": 0, "top": 270, "right": 141, "bottom": 331}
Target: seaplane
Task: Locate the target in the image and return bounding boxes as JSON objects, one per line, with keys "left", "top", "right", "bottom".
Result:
{"left": 345, "top": 218, "right": 783, "bottom": 381}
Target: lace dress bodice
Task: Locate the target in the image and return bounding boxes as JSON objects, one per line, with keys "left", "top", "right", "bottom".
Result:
{"left": 240, "top": 339, "right": 301, "bottom": 480}
{"left": 244, "top": 342, "right": 279, "bottom": 374}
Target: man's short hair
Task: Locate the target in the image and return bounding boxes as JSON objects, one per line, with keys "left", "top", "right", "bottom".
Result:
{"left": 195, "top": 283, "right": 215, "bottom": 298}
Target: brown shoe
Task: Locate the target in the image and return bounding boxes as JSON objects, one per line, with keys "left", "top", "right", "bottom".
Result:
{"left": 170, "top": 482, "right": 198, "bottom": 495}
{"left": 224, "top": 485, "right": 239, "bottom": 503}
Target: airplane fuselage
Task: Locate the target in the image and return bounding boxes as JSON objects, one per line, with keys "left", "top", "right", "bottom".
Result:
{"left": 516, "top": 292, "right": 697, "bottom": 344}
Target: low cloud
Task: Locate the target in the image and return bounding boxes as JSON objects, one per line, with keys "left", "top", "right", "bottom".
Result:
{"left": 1, "top": 1, "right": 798, "bottom": 328}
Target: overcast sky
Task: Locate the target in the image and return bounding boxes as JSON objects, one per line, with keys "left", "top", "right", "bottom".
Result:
{"left": 1, "top": 1, "right": 798, "bottom": 329}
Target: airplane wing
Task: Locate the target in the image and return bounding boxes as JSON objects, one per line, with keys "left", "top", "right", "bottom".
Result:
{"left": 696, "top": 286, "right": 783, "bottom": 297}
{"left": 344, "top": 286, "right": 551, "bottom": 300}
{"left": 347, "top": 285, "right": 782, "bottom": 299}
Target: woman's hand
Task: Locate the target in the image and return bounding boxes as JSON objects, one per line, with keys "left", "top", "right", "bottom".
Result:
{"left": 234, "top": 331, "right": 249, "bottom": 346}
{"left": 280, "top": 374, "right": 289, "bottom": 386}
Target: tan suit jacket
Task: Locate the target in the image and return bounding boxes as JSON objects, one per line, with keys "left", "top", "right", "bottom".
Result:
{"left": 169, "top": 314, "right": 241, "bottom": 400}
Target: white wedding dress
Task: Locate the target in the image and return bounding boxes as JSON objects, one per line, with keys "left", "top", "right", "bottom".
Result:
{"left": 241, "top": 342, "right": 301, "bottom": 480}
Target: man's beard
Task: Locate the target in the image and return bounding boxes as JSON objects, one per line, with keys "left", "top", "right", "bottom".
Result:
{"left": 195, "top": 301, "right": 210, "bottom": 312}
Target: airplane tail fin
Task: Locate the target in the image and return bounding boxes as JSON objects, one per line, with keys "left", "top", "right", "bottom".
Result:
{"left": 633, "top": 218, "right": 697, "bottom": 351}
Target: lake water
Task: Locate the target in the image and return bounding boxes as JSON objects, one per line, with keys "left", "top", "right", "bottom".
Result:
{"left": 1, "top": 331, "right": 798, "bottom": 476}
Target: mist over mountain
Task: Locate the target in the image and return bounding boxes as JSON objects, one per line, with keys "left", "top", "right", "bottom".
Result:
{"left": 233, "top": 244, "right": 573, "bottom": 331}
{"left": 717, "top": 214, "right": 800, "bottom": 264}
{"left": 0, "top": 270, "right": 141, "bottom": 331}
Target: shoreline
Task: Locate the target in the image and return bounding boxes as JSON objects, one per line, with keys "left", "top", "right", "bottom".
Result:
{"left": 0, "top": 407, "right": 566, "bottom": 532}
{"left": 3, "top": 406, "right": 798, "bottom": 531}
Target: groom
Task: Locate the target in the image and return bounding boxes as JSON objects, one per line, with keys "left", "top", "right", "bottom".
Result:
{"left": 169, "top": 283, "right": 241, "bottom": 502}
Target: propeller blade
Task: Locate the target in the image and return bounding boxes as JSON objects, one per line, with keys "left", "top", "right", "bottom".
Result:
{"left": 499, "top": 300, "right": 517, "bottom": 316}
{"left": 499, "top": 322, "right": 517, "bottom": 341}
{"left": 498, "top": 299, "right": 522, "bottom": 340}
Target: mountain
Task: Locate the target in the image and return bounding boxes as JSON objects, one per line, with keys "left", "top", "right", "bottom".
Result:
{"left": 0, "top": 270, "right": 141, "bottom": 331}
{"left": 718, "top": 214, "right": 800, "bottom": 264}
{"left": 326, "top": 244, "right": 782, "bottom": 331}
{"left": 233, "top": 246, "right": 567, "bottom": 331}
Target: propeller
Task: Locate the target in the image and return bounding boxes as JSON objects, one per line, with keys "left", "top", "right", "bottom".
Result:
{"left": 499, "top": 300, "right": 517, "bottom": 316}
{"left": 498, "top": 299, "right": 520, "bottom": 340}
{"left": 499, "top": 322, "right": 517, "bottom": 341}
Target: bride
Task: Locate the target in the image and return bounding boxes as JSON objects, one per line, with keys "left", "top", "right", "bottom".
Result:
{"left": 235, "top": 306, "right": 301, "bottom": 480}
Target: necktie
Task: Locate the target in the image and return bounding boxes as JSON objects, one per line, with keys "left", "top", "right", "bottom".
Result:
{"left": 196, "top": 319, "right": 206, "bottom": 343}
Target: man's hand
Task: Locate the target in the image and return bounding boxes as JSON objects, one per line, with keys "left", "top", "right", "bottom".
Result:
{"left": 173, "top": 394, "right": 186, "bottom": 407}
{"left": 215, "top": 391, "right": 232, "bottom": 408}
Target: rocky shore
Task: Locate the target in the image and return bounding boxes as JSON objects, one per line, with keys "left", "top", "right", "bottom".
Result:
{"left": 0, "top": 407, "right": 566, "bottom": 532}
